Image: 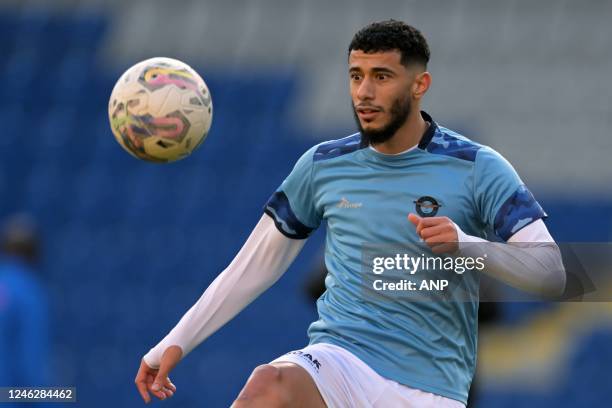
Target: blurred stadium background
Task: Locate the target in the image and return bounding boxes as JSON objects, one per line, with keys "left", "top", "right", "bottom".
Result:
{"left": 0, "top": 0, "right": 611, "bottom": 406}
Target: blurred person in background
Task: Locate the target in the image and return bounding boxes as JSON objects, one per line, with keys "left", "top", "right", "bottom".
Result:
{"left": 0, "top": 213, "right": 50, "bottom": 388}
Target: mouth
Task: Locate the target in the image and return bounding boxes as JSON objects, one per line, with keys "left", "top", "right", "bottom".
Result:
{"left": 356, "top": 107, "right": 382, "bottom": 121}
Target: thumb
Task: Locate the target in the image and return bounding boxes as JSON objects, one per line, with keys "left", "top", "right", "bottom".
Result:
{"left": 407, "top": 213, "right": 421, "bottom": 227}
{"left": 152, "top": 345, "right": 183, "bottom": 390}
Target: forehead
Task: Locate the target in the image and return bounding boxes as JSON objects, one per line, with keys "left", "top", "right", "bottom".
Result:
{"left": 348, "top": 50, "right": 403, "bottom": 70}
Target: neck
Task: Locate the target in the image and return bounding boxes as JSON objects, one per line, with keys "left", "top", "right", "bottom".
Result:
{"left": 371, "top": 109, "right": 427, "bottom": 154}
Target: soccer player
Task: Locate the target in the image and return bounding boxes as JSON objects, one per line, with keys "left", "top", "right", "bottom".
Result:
{"left": 135, "top": 20, "right": 566, "bottom": 407}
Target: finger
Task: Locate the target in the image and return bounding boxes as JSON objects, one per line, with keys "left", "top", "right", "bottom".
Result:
{"left": 135, "top": 379, "right": 151, "bottom": 404}
{"left": 148, "top": 382, "right": 168, "bottom": 400}
{"left": 149, "top": 374, "right": 170, "bottom": 400}
{"left": 135, "top": 360, "right": 155, "bottom": 404}
{"left": 151, "top": 377, "right": 175, "bottom": 394}
{"left": 153, "top": 346, "right": 182, "bottom": 394}
{"left": 417, "top": 216, "right": 447, "bottom": 228}
{"left": 150, "top": 377, "right": 170, "bottom": 392}
{"left": 407, "top": 213, "right": 420, "bottom": 227}
{"left": 420, "top": 217, "right": 452, "bottom": 238}
{"left": 151, "top": 373, "right": 176, "bottom": 399}
{"left": 166, "top": 381, "right": 177, "bottom": 393}
{"left": 420, "top": 223, "right": 453, "bottom": 239}
{"left": 407, "top": 213, "right": 429, "bottom": 237}
{"left": 424, "top": 231, "right": 457, "bottom": 245}
{"left": 162, "top": 386, "right": 175, "bottom": 398}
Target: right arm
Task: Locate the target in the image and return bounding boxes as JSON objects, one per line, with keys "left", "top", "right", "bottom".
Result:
{"left": 143, "top": 214, "right": 306, "bottom": 367}
{"left": 136, "top": 145, "right": 320, "bottom": 403}
{"left": 136, "top": 214, "right": 306, "bottom": 402}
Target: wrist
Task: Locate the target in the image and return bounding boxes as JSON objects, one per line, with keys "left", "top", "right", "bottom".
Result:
{"left": 453, "top": 222, "right": 487, "bottom": 252}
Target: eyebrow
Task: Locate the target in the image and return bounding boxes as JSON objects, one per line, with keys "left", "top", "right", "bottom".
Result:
{"left": 349, "top": 66, "right": 396, "bottom": 75}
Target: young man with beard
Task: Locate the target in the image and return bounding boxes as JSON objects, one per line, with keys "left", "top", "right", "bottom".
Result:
{"left": 135, "top": 20, "right": 565, "bottom": 407}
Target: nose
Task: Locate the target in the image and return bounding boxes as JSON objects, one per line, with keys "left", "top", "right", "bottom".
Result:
{"left": 356, "top": 77, "right": 375, "bottom": 101}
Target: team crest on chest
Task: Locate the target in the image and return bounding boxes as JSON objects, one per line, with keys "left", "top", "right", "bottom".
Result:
{"left": 414, "top": 196, "right": 441, "bottom": 217}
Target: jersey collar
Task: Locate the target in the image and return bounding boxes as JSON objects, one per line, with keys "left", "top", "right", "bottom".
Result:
{"left": 417, "top": 110, "right": 437, "bottom": 150}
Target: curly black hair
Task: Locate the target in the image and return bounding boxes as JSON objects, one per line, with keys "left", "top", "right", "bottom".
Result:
{"left": 348, "top": 20, "right": 430, "bottom": 68}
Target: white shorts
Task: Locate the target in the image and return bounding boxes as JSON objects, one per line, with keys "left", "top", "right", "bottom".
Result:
{"left": 271, "top": 343, "right": 465, "bottom": 408}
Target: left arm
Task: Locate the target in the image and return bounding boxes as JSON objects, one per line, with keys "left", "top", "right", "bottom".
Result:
{"left": 408, "top": 214, "right": 566, "bottom": 297}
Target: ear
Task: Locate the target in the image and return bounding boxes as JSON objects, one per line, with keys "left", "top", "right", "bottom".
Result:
{"left": 412, "top": 71, "right": 431, "bottom": 100}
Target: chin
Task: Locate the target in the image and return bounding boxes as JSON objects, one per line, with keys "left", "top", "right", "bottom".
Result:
{"left": 361, "top": 121, "right": 382, "bottom": 132}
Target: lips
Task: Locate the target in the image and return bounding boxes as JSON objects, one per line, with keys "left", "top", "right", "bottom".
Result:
{"left": 357, "top": 109, "right": 380, "bottom": 120}
{"left": 357, "top": 108, "right": 381, "bottom": 120}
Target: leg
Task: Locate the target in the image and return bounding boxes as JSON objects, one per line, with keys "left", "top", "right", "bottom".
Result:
{"left": 231, "top": 362, "right": 326, "bottom": 408}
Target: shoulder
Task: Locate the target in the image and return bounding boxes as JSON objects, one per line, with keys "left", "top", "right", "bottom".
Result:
{"left": 474, "top": 145, "right": 519, "bottom": 179}
{"left": 426, "top": 125, "right": 516, "bottom": 172}
{"left": 425, "top": 125, "right": 483, "bottom": 162}
{"left": 288, "top": 133, "right": 362, "bottom": 170}
{"left": 312, "top": 133, "right": 363, "bottom": 162}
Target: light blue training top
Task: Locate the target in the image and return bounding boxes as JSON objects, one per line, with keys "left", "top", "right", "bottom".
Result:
{"left": 264, "top": 111, "right": 546, "bottom": 403}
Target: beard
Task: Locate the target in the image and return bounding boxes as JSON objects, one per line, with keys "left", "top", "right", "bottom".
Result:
{"left": 353, "top": 94, "right": 412, "bottom": 147}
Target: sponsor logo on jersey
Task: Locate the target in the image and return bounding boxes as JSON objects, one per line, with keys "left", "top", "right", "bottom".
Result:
{"left": 337, "top": 197, "right": 363, "bottom": 209}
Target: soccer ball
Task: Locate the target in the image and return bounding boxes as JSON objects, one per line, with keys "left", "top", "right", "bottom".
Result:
{"left": 108, "top": 57, "right": 213, "bottom": 162}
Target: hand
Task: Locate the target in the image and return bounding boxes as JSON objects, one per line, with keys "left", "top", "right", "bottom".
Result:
{"left": 408, "top": 213, "right": 459, "bottom": 255}
{"left": 135, "top": 345, "right": 183, "bottom": 403}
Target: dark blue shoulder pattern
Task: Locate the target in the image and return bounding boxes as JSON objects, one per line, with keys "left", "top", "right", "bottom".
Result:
{"left": 494, "top": 185, "right": 547, "bottom": 241}
{"left": 425, "top": 127, "right": 482, "bottom": 162}
{"left": 313, "top": 134, "right": 363, "bottom": 162}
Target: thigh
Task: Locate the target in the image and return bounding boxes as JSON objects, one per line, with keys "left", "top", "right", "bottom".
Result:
{"left": 233, "top": 362, "right": 326, "bottom": 408}
{"left": 269, "top": 362, "right": 327, "bottom": 408}
{"left": 271, "top": 343, "right": 384, "bottom": 407}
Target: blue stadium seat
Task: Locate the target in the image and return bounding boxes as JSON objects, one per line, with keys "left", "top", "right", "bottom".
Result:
{"left": 69, "top": 13, "right": 107, "bottom": 51}
{"left": 51, "top": 51, "right": 95, "bottom": 105}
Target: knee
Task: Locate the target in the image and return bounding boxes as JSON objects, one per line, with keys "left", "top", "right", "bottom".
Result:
{"left": 233, "top": 364, "right": 291, "bottom": 407}
{"left": 246, "top": 364, "right": 284, "bottom": 395}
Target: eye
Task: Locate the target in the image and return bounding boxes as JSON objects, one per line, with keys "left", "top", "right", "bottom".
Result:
{"left": 350, "top": 73, "right": 362, "bottom": 81}
{"left": 376, "top": 73, "right": 389, "bottom": 81}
